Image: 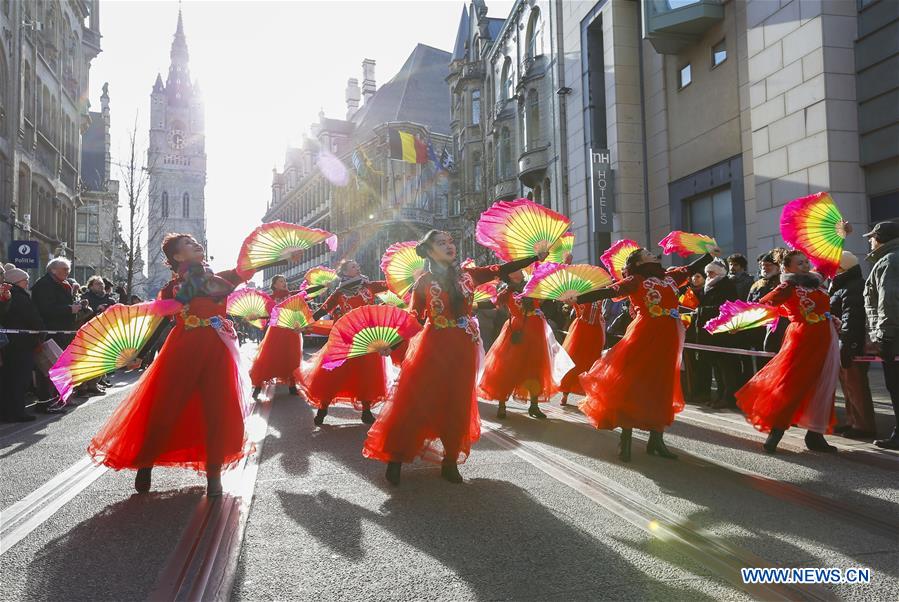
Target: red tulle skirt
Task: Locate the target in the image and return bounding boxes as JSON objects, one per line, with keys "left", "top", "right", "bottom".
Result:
{"left": 364, "top": 324, "right": 481, "bottom": 464}
{"left": 579, "top": 314, "right": 685, "bottom": 431}
{"left": 479, "top": 315, "right": 555, "bottom": 402}
{"left": 736, "top": 320, "right": 838, "bottom": 433}
{"left": 249, "top": 326, "right": 302, "bottom": 386}
{"left": 560, "top": 318, "right": 606, "bottom": 395}
{"left": 300, "top": 344, "right": 388, "bottom": 409}
{"left": 88, "top": 303, "right": 248, "bottom": 473}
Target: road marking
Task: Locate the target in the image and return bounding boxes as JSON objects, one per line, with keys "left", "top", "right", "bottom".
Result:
{"left": 0, "top": 456, "right": 107, "bottom": 555}
{"left": 480, "top": 418, "right": 836, "bottom": 601}
{"left": 149, "top": 398, "right": 272, "bottom": 602}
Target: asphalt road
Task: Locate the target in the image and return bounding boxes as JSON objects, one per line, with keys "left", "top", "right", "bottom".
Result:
{"left": 1, "top": 343, "right": 897, "bottom": 601}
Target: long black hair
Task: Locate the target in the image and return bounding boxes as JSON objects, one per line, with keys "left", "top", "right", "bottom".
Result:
{"left": 416, "top": 229, "right": 465, "bottom": 315}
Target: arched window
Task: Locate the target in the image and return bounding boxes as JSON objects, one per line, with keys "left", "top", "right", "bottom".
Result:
{"left": 500, "top": 57, "right": 513, "bottom": 102}
{"left": 499, "top": 127, "right": 511, "bottom": 179}
{"left": 473, "top": 152, "right": 482, "bottom": 192}
{"left": 471, "top": 89, "right": 480, "bottom": 125}
{"left": 161, "top": 191, "right": 169, "bottom": 217}
{"left": 526, "top": 89, "right": 540, "bottom": 149}
{"left": 182, "top": 192, "right": 190, "bottom": 217}
{"left": 526, "top": 8, "right": 543, "bottom": 59}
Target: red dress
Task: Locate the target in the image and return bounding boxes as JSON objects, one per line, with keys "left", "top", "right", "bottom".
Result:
{"left": 560, "top": 302, "right": 606, "bottom": 395}
{"left": 364, "top": 265, "right": 500, "bottom": 464}
{"left": 479, "top": 292, "right": 560, "bottom": 403}
{"left": 249, "top": 289, "right": 302, "bottom": 387}
{"left": 300, "top": 281, "right": 390, "bottom": 409}
{"left": 736, "top": 281, "right": 838, "bottom": 433}
{"left": 579, "top": 267, "right": 691, "bottom": 431}
{"left": 88, "top": 268, "right": 251, "bottom": 473}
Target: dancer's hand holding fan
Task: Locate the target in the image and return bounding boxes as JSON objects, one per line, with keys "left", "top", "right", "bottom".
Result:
{"left": 703, "top": 301, "right": 780, "bottom": 335}
{"left": 520, "top": 262, "right": 613, "bottom": 304}
{"left": 780, "top": 191, "right": 847, "bottom": 279}
{"left": 376, "top": 290, "right": 409, "bottom": 308}
{"left": 226, "top": 288, "right": 274, "bottom": 322}
{"left": 380, "top": 241, "right": 426, "bottom": 301}
{"left": 303, "top": 266, "right": 338, "bottom": 299}
{"left": 49, "top": 300, "right": 183, "bottom": 401}
{"left": 659, "top": 231, "right": 719, "bottom": 257}
{"left": 473, "top": 281, "right": 499, "bottom": 305}
{"left": 321, "top": 305, "right": 423, "bottom": 370}
{"left": 476, "top": 199, "right": 570, "bottom": 261}
{"left": 269, "top": 293, "right": 314, "bottom": 331}
{"left": 545, "top": 232, "right": 575, "bottom": 264}
{"left": 236, "top": 221, "right": 338, "bottom": 279}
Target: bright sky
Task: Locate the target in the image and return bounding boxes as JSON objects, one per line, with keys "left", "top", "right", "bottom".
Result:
{"left": 89, "top": 0, "right": 514, "bottom": 273}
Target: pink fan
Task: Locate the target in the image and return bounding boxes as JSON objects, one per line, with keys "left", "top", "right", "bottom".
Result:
{"left": 472, "top": 281, "right": 499, "bottom": 305}
{"left": 704, "top": 301, "right": 780, "bottom": 335}
{"left": 601, "top": 240, "right": 641, "bottom": 281}
{"left": 320, "top": 305, "right": 422, "bottom": 370}
{"left": 476, "top": 199, "right": 571, "bottom": 261}
{"left": 659, "top": 231, "right": 718, "bottom": 258}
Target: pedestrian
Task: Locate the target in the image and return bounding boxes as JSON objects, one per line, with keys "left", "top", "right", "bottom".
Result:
{"left": 862, "top": 221, "right": 899, "bottom": 450}
{"left": 363, "top": 230, "right": 543, "bottom": 485}
{"left": 574, "top": 245, "right": 720, "bottom": 462}
{"left": 829, "top": 251, "right": 876, "bottom": 439}
{"left": 727, "top": 254, "right": 753, "bottom": 301}
{"left": 0, "top": 265, "right": 42, "bottom": 422}
{"left": 83, "top": 275, "right": 116, "bottom": 313}
{"left": 736, "top": 250, "right": 839, "bottom": 454}
{"left": 693, "top": 260, "right": 741, "bottom": 408}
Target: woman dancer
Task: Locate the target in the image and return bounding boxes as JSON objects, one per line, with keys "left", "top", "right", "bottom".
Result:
{"left": 735, "top": 250, "right": 839, "bottom": 453}
{"left": 250, "top": 275, "right": 303, "bottom": 399}
{"left": 364, "top": 230, "right": 545, "bottom": 485}
{"left": 302, "top": 260, "right": 388, "bottom": 425}
{"left": 574, "top": 246, "right": 719, "bottom": 461}
{"left": 88, "top": 234, "right": 277, "bottom": 496}
{"left": 558, "top": 299, "right": 606, "bottom": 406}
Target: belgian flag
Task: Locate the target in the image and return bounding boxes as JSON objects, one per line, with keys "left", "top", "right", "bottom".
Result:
{"left": 388, "top": 130, "right": 429, "bottom": 164}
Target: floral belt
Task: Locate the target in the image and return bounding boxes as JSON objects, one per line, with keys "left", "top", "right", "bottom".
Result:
{"left": 802, "top": 311, "right": 831, "bottom": 325}
{"left": 431, "top": 315, "right": 480, "bottom": 341}
{"left": 181, "top": 306, "right": 236, "bottom": 337}
{"left": 648, "top": 305, "right": 681, "bottom": 320}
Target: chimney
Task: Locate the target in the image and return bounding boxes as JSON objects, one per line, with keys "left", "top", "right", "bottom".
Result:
{"left": 362, "top": 58, "right": 376, "bottom": 104}
{"left": 345, "top": 78, "right": 361, "bottom": 119}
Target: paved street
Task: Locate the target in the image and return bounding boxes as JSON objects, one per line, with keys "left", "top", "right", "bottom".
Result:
{"left": 1, "top": 344, "right": 897, "bottom": 601}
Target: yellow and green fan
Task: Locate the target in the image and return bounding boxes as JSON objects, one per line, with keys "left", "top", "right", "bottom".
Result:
{"left": 380, "top": 241, "right": 426, "bottom": 301}
{"left": 269, "top": 293, "right": 313, "bottom": 331}
{"left": 237, "top": 221, "right": 338, "bottom": 278}
{"left": 226, "top": 288, "right": 273, "bottom": 321}
{"left": 472, "top": 281, "right": 499, "bottom": 305}
{"left": 601, "top": 239, "right": 641, "bottom": 281}
{"left": 49, "top": 300, "right": 183, "bottom": 402}
{"left": 545, "top": 232, "right": 575, "bottom": 263}
{"left": 520, "top": 262, "right": 612, "bottom": 303}
{"left": 303, "top": 266, "right": 338, "bottom": 298}
{"left": 248, "top": 318, "right": 268, "bottom": 330}
{"left": 476, "top": 199, "right": 571, "bottom": 261}
{"left": 376, "top": 290, "right": 408, "bottom": 308}
{"left": 321, "top": 305, "right": 422, "bottom": 370}
{"left": 781, "top": 191, "right": 846, "bottom": 279}
{"left": 658, "top": 231, "right": 718, "bottom": 257}
{"left": 704, "top": 301, "right": 780, "bottom": 334}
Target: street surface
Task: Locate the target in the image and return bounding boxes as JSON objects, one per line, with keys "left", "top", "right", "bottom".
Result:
{"left": 1, "top": 343, "right": 897, "bottom": 601}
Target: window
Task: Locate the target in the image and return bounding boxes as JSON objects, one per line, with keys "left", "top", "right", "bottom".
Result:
{"left": 472, "top": 89, "right": 481, "bottom": 125}
{"left": 182, "top": 192, "right": 190, "bottom": 217}
{"left": 679, "top": 64, "right": 692, "bottom": 89}
{"left": 684, "top": 187, "right": 734, "bottom": 253}
{"left": 712, "top": 40, "right": 726, "bottom": 67}
{"left": 544, "top": 177, "right": 551, "bottom": 208}
{"left": 499, "top": 127, "right": 512, "bottom": 179}
{"left": 500, "top": 57, "right": 513, "bottom": 102}
{"left": 526, "top": 89, "right": 540, "bottom": 149}
{"left": 526, "top": 8, "right": 542, "bottom": 59}
{"left": 161, "top": 191, "right": 169, "bottom": 217}
{"left": 473, "top": 152, "right": 482, "bottom": 192}
{"left": 76, "top": 201, "right": 99, "bottom": 243}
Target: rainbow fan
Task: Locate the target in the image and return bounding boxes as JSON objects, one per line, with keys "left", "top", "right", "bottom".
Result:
{"left": 303, "top": 266, "right": 338, "bottom": 298}
{"left": 476, "top": 199, "right": 571, "bottom": 261}
{"left": 520, "top": 262, "right": 612, "bottom": 303}
{"left": 49, "top": 300, "right": 183, "bottom": 402}
{"left": 226, "top": 288, "right": 273, "bottom": 321}
{"left": 380, "top": 241, "right": 426, "bottom": 300}
{"left": 781, "top": 191, "right": 846, "bottom": 279}
{"left": 472, "top": 281, "right": 499, "bottom": 305}
{"left": 248, "top": 318, "right": 267, "bottom": 330}
{"left": 546, "top": 232, "right": 575, "bottom": 264}
{"left": 601, "top": 239, "right": 641, "bottom": 281}
{"left": 321, "top": 305, "right": 423, "bottom": 370}
{"left": 376, "top": 290, "right": 408, "bottom": 308}
{"left": 659, "top": 231, "right": 718, "bottom": 257}
{"left": 269, "top": 293, "right": 313, "bottom": 331}
{"left": 703, "top": 301, "right": 780, "bottom": 335}
{"left": 237, "top": 221, "right": 338, "bottom": 277}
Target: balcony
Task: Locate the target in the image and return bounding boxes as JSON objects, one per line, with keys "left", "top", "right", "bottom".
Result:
{"left": 517, "top": 55, "right": 548, "bottom": 90}
{"left": 394, "top": 206, "right": 435, "bottom": 226}
{"left": 461, "top": 62, "right": 485, "bottom": 80}
{"left": 494, "top": 179, "right": 517, "bottom": 201}
{"left": 494, "top": 98, "right": 515, "bottom": 122}
{"left": 518, "top": 144, "right": 551, "bottom": 188}
{"left": 643, "top": 0, "right": 724, "bottom": 54}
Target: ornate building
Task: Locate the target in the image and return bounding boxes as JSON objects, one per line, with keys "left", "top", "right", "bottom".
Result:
{"left": 0, "top": 1, "right": 102, "bottom": 271}
{"left": 146, "top": 10, "right": 207, "bottom": 296}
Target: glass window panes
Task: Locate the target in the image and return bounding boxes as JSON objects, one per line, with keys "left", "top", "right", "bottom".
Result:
{"left": 76, "top": 202, "right": 99, "bottom": 243}
{"left": 472, "top": 89, "right": 480, "bottom": 125}
{"left": 712, "top": 40, "right": 727, "bottom": 67}
{"left": 685, "top": 187, "right": 734, "bottom": 254}
{"left": 679, "top": 64, "right": 692, "bottom": 89}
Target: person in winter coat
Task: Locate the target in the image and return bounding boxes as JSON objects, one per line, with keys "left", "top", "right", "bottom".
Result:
{"left": 727, "top": 254, "right": 753, "bottom": 301}
{"left": 83, "top": 275, "right": 117, "bottom": 314}
{"left": 1, "top": 266, "right": 43, "bottom": 422}
{"left": 829, "top": 251, "right": 876, "bottom": 438}
{"left": 863, "top": 221, "right": 899, "bottom": 450}
{"left": 693, "top": 260, "right": 740, "bottom": 407}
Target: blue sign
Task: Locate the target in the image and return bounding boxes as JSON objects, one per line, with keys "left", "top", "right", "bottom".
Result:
{"left": 9, "top": 240, "right": 39, "bottom": 268}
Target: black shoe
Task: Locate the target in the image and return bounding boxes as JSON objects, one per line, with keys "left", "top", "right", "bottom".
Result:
{"left": 206, "top": 473, "right": 223, "bottom": 497}
{"left": 361, "top": 409, "right": 375, "bottom": 425}
{"left": 314, "top": 408, "right": 328, "bottom": 426}
{"left": 646, "top": 431, "right": 678, "bottom": 459}
{"left": 618, "top": 428, "right": 632, "bottom": 462}
{"left": 560, "top": 394, "right": 568, "bottom": 406}
{"left": 288, "top": 385, "right": 299, "bottom": 396}
{"left": 496, "top": 404, "right": 507, "bottom": 419}
{"left": 841, "top": 428, "right": 876, "bottom": 440}
{"left": 874, "top": 437, "right": 899, "bottom": 450}
{"left": 252, "top": 387, "right": 261, "bottom": 400}
{"left": 386, "top": 462, "right": 401, "bottom": 486}
{"left": 441, "top": 460, "right": 463, "bottom": 484}
{"left": 764, "top": 429, "right": 785, "bottom": 453}
{"left": 527, "top": 403, "right": 547, "bottom": 419}
{"left": 135, "top": 467, "right": 152, "bottom": 493}
{"left": 805, "top": 431, "right": 837, "bottom": 453}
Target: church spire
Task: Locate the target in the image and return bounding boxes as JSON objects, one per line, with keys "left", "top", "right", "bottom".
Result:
{"left": 166, "top": 7, "right": 192, "bottom": 105}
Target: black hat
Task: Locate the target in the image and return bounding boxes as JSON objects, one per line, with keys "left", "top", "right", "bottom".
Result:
{"left": 862, "top": 221, "right": 899, "bottom": 242}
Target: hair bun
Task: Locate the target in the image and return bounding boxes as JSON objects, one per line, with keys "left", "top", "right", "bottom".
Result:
{"left": 414, "top": 243, "right": 429, "bottom": 259}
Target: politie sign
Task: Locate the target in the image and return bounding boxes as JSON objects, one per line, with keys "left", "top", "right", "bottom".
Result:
{"left": 8, "top": 240, "right": 39, "bottom": 268}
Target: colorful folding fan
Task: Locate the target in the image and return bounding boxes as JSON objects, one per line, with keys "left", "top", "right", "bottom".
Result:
{"left": 520, "top": 262, "right": 613, "bottom": 303}
{"left": 546, "top": 232, "right": 575, "bottom": 264}
{"left": 703, "top": 301, "right": 780, "bottom": 335}
{"left": 269, "top": 293, "right": 313, "bottom": 331}
{"left": 321, "top": 305, "right": 423, "bottom": 370}
{"left": 659, "top": 231, "right": 718, "bottom": 257}
{"left": 376, "top": 290, "right": 408, "bottom": 308}
{"left": 237, "top": 221, "right": 338, "bottom": 278}
{"left": 600, "top": 239, "right": 641, "bottom": 281}
{"left": 780, "top": 191, "right": 846, "bottom": 279}
{"left": 380, "top": 241, "right": 426, "bottom": 301}
{"left": 49, "top": 300, "right": 183, "bottom": 402}
{"left": 248, "top": 318, "right": 268, "bottom": 330}
{"left": 472, "top": 281, "right": 499, "bottom": 305}
{"left": 303, "top": 266, "right": 338, "bottom": 298}
{"left": 226, "top": 288, "right": 274, "bottom": 321}
{"left": 476, "top": 199, "right": 571, "bottom": 261}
